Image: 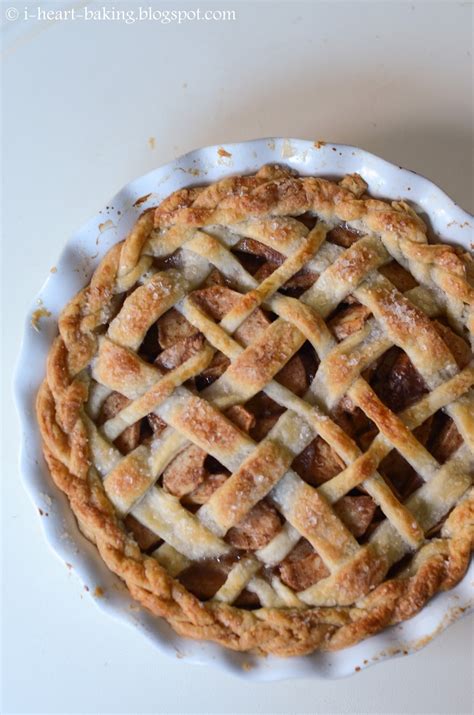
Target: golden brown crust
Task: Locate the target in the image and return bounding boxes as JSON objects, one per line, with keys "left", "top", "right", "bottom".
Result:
{"left": 36, "top": 165, "right": 473, "bottom": 656}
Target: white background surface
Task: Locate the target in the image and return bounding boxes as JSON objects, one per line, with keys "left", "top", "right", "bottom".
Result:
{"left": 2, "top": 1, "right": 473, "bottom": 713}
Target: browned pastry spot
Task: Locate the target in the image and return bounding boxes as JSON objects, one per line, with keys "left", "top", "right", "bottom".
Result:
{"left": 339, "top": 174, "right": 368, "bottom": 197}
{"left": 99, "top": 392, "right": 141, "bottom": 454}
{"left": 226, "top": 501, "right": 283, "bottom": 550}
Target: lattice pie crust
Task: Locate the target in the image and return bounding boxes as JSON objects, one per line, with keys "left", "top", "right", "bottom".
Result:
{"left": 37, "top": 165, "right": 474, "bottom": 656}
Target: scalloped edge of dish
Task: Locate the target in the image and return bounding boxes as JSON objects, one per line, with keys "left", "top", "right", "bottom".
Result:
{"left": 14, "top": 137, "right": 474, "bottom": 681}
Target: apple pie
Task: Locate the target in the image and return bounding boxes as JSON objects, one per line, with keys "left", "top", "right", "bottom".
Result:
{"left": 37, "top": 164, "right": 474, "bottom": 656}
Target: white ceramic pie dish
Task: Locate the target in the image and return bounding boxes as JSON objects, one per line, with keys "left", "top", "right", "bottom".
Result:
{"left": 14, "top": 138, "right": 473, "bottom": 680}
